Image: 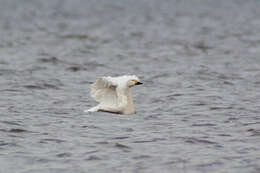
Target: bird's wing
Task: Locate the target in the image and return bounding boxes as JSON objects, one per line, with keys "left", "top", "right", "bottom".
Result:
{"left": 115, "top": 87, "right": 128, "bottom": 109}
{"left": 90, "top": 77, "right": 129, "bottom": 113}
{"left": 90, "top": 77, "right": 118, "bottom": 107}
{"left": 98, "top": 87, "right": 128, "bottom": 113}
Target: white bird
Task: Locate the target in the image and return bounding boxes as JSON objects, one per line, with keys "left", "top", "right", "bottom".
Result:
{"left": 85, "top": 75, "right": 142, "bottom": 114}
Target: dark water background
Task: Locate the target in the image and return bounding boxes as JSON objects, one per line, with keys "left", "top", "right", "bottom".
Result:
{"left": 1, "top": 0, "right": 260, "bottom": 172}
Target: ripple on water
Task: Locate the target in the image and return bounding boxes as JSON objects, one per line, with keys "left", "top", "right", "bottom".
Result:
{"left": 164, "top": 158, "right": 188, "bottom": 165}
{"left": 81, "top": 125, "right": 101, "bottom": 129}
{"left": 39, "top": 138, "right": 66, "bottom": 144}
{"left": 191, "top": 123, "right": 216, "bottom": 127}
{"left": 94, "top": 141, "right": 109, "bottom": 145}
{"left": 1, "top": 121, "right": 22, "bottom": 126}
{"left": 66, "top": 66, "right": 87, "bottom": 72}
{"left": 56, "top": 153, "right": 72, "bottom": 158}
{"left": 23, "top": 84, "right": 60, "bottom": 90}
{"left": 38, "top": 57, "right": 61, "bottom": 64}
{"left": 23, "top": 79, "right": 63, "bottom": 90}
{"left": 114, "top": 143, "right": 131, "bottom": 149}
{"left": 210, "top": 106, "right": 233, "bottom": 110}
{"left": 8, "top": 129, "right": 29, "bottom": 133}
{"left": 132, "top": 138, "right": 166, "bottom": 143}
{"left": 248, "top": 129, "right": 260, "bottom": 136}
{"left": 133, "top": 155, "right": 151, "bottom": 160}
{"left": 144, "top": 114, "right": 160, "bottom": 120}
{"left": 85, "top": 155, "right": 102, "bottom": 161}
{"left": 179, "top": 137, "right": 220, "bottom": 146}
{"left": 59, "top": 34, "right": 89, "bottom": 40}
{"left": 0, "top": 142, "right": 9, "bottom": 146}
{"left": 197, "top": 161, "right": 224, "bottom": 168}
{"left": 0, "top": 69, "right": 17, "bottom": 76}
{"left": 0, "top": 128, "right": 30, "bottom": 133}
{"left": 111, "top": 136, "right": 129, "bottom": 140}
{"left": 84, "top": 150, "right": 99, "bottom": 155}
{"left": 0, "top": 142, "right": 20, "bottom": 148}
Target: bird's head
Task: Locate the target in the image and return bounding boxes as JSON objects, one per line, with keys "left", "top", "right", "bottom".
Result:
{"left": 127, "top": 77, "right": 143, "bottom": 87}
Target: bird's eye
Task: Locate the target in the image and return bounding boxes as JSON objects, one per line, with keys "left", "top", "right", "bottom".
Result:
{"left": 132, "top": 80, "right": 138, "bottom": 84}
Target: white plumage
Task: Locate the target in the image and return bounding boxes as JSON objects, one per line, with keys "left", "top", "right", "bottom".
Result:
{"left": 85, "top": 75, "right": 142, "bottom": 114}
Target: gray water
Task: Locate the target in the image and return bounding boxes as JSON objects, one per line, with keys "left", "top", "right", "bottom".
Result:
{"left": 1, "top": 0, "right": 260, "bottom": 172}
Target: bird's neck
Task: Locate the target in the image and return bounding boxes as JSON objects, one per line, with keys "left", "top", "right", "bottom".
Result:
{"left": 124, "top": 88, "right": 135, "bottom": 114}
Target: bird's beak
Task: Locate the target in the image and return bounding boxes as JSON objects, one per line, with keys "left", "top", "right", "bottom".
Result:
{"left": 135, "top": 82, "right": 143, "bottom": 85}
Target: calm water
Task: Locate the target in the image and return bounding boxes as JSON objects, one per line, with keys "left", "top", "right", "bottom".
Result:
{"left": 1, "top": 0, "right": 260, "bottom": 172}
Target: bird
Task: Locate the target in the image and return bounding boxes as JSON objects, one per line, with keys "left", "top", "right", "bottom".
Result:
{"left": 85, "top": 75, "right": 142, "bottom": 114}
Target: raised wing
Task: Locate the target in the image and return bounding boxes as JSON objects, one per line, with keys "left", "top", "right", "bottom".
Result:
{"left": 90, "top": 77, "right": 118, "bottom": 107}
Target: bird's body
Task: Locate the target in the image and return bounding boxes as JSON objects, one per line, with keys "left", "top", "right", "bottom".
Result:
{"left": 85, "top": 75, "right": 142, "bottom": 114}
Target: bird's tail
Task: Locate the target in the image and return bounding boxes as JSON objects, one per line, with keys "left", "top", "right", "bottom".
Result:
{"left": 84, "top": 105, "right": 99, "bottom": 113}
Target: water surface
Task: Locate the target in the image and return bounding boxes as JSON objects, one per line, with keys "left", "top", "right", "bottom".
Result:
{"left": 1, "top": 0, "right": 260, "bottom": 172}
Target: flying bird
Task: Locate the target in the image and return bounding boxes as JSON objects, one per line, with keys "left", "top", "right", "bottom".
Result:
{"left": 85, "top": 75, "right": 142, "bottom": 114}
